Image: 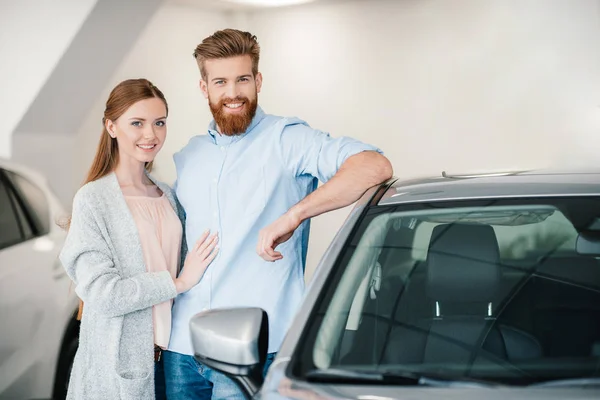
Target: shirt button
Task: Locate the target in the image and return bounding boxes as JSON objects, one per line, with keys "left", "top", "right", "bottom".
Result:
{"left": 220, "top": 146, "right": 225, "bottom": 151}
{"left": 213, "top": 178, "right": 218, "bottom": 183}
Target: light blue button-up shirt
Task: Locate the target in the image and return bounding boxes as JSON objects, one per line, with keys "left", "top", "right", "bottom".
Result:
{"left": 168, "top": 106, "right": 382, "bottom": 355}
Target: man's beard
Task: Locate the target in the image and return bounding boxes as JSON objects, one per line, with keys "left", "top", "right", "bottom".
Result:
{"left": 209, "top": 94, "right": 258, "bottom": 136}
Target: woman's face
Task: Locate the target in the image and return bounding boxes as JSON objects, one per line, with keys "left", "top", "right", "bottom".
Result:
{"left": 106, "top": 97, "right": 167, "bottom": 165}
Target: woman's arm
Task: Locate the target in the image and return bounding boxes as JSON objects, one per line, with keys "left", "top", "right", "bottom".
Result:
{"left": 60, "top": 192, "right": 177, "bottom": 318}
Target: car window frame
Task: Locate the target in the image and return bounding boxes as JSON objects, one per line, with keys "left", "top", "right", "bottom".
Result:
{"left": 1, "top": 168, "right": 48, "bottom": 238}
{"left": 0, "top": 169, "right": 31, "bottom": 250}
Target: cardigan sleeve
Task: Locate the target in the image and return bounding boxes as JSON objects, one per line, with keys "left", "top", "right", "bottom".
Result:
{"left": 59, "top": 190, "right": 178, "bottom": 318}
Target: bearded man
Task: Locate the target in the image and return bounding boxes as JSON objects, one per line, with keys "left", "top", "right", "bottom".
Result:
{"left": 163, "top": 28, "right": 393, "bottom": 400}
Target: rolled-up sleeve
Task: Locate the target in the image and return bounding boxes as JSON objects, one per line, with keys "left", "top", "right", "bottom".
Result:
{"left": 59, "top": 192, "right": 177, "bottom": 318}
{"left": 277, "top": 120, "right": 383, "bottom": 183}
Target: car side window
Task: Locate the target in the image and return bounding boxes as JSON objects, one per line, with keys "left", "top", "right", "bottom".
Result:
{"left": 7, "top": 188, "right": 34, "bottom": 239}
{"left": 5, "top": 170, "right": 50, "bottom": 235}
{"left": 0, "top": 176, "right": 24, "bottom": 250}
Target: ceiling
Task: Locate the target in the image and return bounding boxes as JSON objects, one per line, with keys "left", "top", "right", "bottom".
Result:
{"left": 166, "top": 0, "right": 354, "bottom": 12}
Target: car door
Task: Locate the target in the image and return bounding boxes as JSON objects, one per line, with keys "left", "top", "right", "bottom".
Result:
{"left": 0, "top": 169, "right": 67, "bottom": 397}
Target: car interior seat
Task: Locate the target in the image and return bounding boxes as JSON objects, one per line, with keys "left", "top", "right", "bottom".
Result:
{"left": 382, "top": 223, "right": 543, "bottom": 366}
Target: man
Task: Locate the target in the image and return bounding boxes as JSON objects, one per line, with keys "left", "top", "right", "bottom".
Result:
{"left": 163, "top": 29, "right": 393, "bottom": 399}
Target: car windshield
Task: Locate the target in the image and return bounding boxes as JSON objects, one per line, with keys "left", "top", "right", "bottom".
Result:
{"left": 293, "top": 196, "right": 600, "bottom": 386}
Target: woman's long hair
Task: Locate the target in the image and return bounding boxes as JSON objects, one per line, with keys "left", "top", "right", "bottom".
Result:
{"left": 69, "top": 78, "right": 169, "bottom": 320}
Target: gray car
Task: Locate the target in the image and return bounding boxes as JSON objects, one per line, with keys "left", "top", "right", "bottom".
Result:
{"left": 190, "top": 168, "right": 600, "bottom": 399}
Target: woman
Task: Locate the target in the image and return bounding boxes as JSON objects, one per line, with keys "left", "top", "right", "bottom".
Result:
{"left": 59, "top": 78, "right": 217, "bottom": 400}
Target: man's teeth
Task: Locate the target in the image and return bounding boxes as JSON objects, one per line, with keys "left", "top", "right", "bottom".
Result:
{"left": 225, "top": 103, "right": 243, "bottom": 109}
{"left": 137, "top": 144, "right": 155, "bottom": 149}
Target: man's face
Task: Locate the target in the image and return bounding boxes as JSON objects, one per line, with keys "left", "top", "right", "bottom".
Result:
{"left": 200, "top": 55, "right": 262, "bottom": 136}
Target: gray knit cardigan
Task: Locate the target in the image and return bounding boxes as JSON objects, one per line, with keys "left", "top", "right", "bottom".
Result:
{"left": 59, "top": 171, "right": 188, "bottom": 400}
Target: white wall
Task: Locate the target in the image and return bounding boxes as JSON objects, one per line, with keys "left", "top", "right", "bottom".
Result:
{"left": 251, "top": 0, "right": 600, "bottom": 173}
{"left": 0, "top": 0, "right": 97, "bottom": 158}
{"left": 248, "top": 0, "right": 600, "bottom": 279}
{"left": 75, "top": 3, "right": 236, "bottom": 185}
{"left": 75, "top": 0, "right": 600, "bottom": 280}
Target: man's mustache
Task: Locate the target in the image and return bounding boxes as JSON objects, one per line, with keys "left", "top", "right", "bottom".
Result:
{"left": 218, "top": 96, "right": 249, "bottom": 106}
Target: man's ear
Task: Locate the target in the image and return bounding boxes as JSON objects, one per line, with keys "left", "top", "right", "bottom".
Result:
{"left": 255, "top": 72, "right": 263, "bottom": 94}
{"left": 200, "top": 79, "right": 209, "bottom": 99}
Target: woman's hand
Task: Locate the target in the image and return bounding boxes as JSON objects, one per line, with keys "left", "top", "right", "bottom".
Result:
{"left": 174, "top": 231, "right": 219, "bottom": 294}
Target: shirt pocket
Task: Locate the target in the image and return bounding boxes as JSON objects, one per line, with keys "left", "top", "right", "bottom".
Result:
{"left": 116, "top": 369, "right": 152, "bottom": 400}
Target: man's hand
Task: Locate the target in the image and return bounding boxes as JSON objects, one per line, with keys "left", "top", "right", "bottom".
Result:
{"left": 257, "top": 210, "right": 302, "bottom": 261}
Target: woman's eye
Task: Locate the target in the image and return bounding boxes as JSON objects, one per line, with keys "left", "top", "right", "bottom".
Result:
{"left": 131, "top": 121, "right": 142, "bottom": 127}
{"left": 155, "top": 120, "right": 165, "bottom": 127}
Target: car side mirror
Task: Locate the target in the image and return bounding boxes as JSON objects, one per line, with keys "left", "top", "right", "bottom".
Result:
{"left": 189, "top": 307, "right": 269, "bottom": 398}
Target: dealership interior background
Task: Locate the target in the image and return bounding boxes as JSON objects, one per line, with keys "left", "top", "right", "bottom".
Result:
{"left": 2, "top": 0, "right": 599, "bottom": 279}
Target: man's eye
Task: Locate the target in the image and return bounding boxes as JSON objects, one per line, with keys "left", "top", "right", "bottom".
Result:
{"left": 215, "top": 80, "right": 224, "bottom": 85}
{"left": 239, "top": 77, "right": 249, "bottom": 82}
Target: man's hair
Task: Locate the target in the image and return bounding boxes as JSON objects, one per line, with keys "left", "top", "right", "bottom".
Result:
{"left": 193, "top": 29, "right": 260, "bottom": 80}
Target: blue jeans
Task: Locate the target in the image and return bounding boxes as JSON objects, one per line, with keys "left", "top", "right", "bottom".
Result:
{"left": 163, "top": 350, "right": 276, "bottom": 399}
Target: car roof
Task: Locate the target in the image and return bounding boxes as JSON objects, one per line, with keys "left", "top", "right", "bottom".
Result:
{"left": 379, "top": 167, "right": 600, "bottom": 206}
{"left": 0, "top": 157, "right": 67, "bottom": 215}
{"left": 0, "top": 157, "right": 50, "bottom": 187}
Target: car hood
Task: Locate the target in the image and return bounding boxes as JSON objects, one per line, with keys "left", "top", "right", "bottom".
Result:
{"left": 259, "top": 363, "right": 598, "bottom": 400}
{"left": 261, "top": 380, "right": 600, "bottom": 400}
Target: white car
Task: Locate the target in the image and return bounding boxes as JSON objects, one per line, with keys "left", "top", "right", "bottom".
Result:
{"left": 0, "top": 158, "right": 79, "bottom": 400}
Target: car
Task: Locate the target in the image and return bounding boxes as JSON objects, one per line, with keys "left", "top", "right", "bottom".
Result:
{"left": 0, "top": 158, "right": 79, "bottom": 400}
{"left": 189, "top": 167, "right": 600, "bottom": 400}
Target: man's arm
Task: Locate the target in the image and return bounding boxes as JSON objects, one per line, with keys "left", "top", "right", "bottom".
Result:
{"left": 257, "top": 150, "right": 393, "bottom": 261}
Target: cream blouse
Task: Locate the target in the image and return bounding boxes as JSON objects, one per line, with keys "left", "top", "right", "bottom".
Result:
{"left": 124, "top": 193, "right": 182, "bottom": 349}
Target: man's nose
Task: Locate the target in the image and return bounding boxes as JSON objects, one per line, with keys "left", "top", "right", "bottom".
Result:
{"left": 225, "top": 82, "right": 239, "bottom": 99}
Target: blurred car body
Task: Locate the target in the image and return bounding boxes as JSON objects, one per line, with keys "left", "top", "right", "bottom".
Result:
{"left": 0, "top": 158, "right": 79, "bottom": 400}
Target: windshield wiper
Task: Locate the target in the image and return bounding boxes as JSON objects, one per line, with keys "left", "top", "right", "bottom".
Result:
{"left": 529, "top": 377, "right": 600, "bottom": 388}
{"left": 305, "top": 368, "right": 496, "bottom": 387}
